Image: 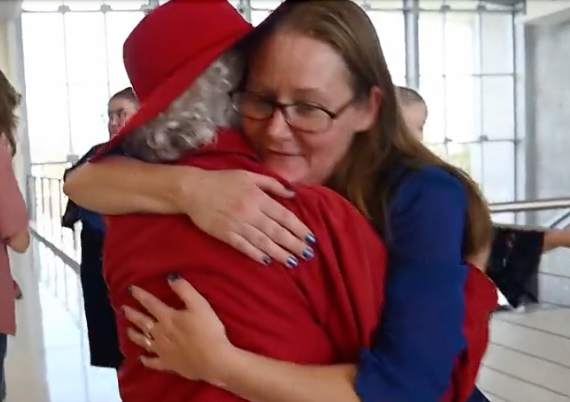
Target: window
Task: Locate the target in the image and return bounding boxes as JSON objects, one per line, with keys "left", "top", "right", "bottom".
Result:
{"left": 21, "top": 6, "right": 146, "bottom": 162}
{"left": 418, "top": 3, "right": 519, "bottom": 205}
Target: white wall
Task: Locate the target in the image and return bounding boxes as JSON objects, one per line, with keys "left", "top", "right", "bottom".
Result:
{"left": 524, "top": 0, "right": 570, "bottom": 25}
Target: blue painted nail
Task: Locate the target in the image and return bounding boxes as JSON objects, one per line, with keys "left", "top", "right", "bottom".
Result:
{"left": 167, "top": 273, "right": 180, "bottom": 282}
{"left": 286, "top": 256, "right": 298, "bottom": 268}
{"left": 305, "top": 232, "right": 316, "bottom": 244}
{"left": 262, "top": 255, "right": 272, "bottom": 266}
{"left": 302, "top": 247, "right": 314, "bottom": 260}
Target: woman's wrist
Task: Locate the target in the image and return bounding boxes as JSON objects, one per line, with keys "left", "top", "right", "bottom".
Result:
{"left": 165, "top": 166, "right": 204, "bottom": 215}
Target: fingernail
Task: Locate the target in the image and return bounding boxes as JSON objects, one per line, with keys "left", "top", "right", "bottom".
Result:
{"left": 127, "top": 285, "right": 133, "bottom": 293}
{"left": 305, "top": 232, "right": 316, "bottom": 244}
{"left": 302, "top": 247, "right": 314, "bottom": 260}
{"left": 167, "top": 273, "right": 180, "bottom": 282}
{"left": 262, "top": 255, "right": 272, "bottom": 266}
{"left": 286, "top": 256, "right": 298, "bottom": 269}
{"left": 120, "top": 306, "right": 125, "bottom": 315}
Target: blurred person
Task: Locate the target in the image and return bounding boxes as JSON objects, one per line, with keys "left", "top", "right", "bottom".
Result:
{"left": 65, "top": 1, "right": 497, "bottom": 402}
{"left": 0, "top": 70, "right": 30, "bottom": 402}
{"left": 61, "top": 87, "right": 139, "bottom": 370}
{"left": 396, "top": 85, "right": 565, "bottom": 309}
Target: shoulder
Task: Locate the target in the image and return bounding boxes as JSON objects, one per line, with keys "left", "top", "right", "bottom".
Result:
{"left": 391, "top": 165, "right": 467, "bottom": 214}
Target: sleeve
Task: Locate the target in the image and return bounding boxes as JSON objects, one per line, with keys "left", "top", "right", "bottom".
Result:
{"left": 355, "top": 166, "right": 468, "bottom": 402}
{"left": 487, "top": 224, "right": 543, "bottom": 308}
{"left": 0, "top": 146, "right": 28, "bottom": 240}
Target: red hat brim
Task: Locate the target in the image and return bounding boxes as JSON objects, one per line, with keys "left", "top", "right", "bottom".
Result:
{"left": 93, "top": 0, "right": 305, "bottom": 161}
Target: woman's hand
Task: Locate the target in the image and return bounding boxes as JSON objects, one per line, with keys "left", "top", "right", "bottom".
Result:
{"left": 124, "top": 275, "right": 235, "bottom": 385}
{"left": 178, "top": 169, "right": 316, "bottom": 266}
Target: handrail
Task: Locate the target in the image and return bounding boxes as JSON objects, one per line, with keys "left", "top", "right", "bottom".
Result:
{"left": 546, "top": 209, "right": 570, "bottom": 229}
{"left": 489, "top": 198, "right": 570, "bottom": 213}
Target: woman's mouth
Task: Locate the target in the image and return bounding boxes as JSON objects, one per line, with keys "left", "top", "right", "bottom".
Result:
{"left": 268, "top": 150, "right": 302, "bottom": 158}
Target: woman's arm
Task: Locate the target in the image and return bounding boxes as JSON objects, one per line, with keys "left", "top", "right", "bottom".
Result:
{"left": 126, "top": 280, "right": 362, "bottom": 402}
{"left": 6, "top": 230, "right": 30, "bottom": 253}
{"left": 64, "top": 157, "right": 313, "bottom": 264}
{"left": 543, "top": 228, "right": 570, "bottom": 252}
{"left": 217, "top": 349, "right": 360, "bottom": 402}
{"left": 355, "top": 166, "right": 482, "bottom": 401}
{"left": 64, "top": 157, "right": 190, "bottom": 215}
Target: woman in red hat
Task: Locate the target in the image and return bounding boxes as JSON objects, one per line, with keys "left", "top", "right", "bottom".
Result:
{"left": 65, "top": 1, "right": 496, "bottom": 402}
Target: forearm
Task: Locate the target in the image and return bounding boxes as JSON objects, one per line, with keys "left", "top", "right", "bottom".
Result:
{"left": 543, "top": 229, "right": 570, "bottom": 252}
{"left": 63, "top": 157, "right": 194, "bottom": 215}
{"left": 216, "top": 347, "right": 360, "bottom": 402}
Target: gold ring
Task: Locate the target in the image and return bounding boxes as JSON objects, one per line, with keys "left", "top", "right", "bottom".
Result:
{"left": 144, "top": 337, "right": 153, "bottom": 352}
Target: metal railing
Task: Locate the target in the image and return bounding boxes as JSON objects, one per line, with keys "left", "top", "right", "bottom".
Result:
{"left": 489, "top": 198, "right": 570, "bottom": 214}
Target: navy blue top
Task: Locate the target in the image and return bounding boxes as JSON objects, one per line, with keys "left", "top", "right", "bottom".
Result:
{"left": 355, "top": 166, "right": 469, "bottom": 401}
{"left": 65, "top": 145, "right": 106, "bottom": 233}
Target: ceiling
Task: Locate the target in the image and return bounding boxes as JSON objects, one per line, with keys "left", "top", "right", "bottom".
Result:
{"left": 0, "top": 1, "right": 22, "bottom": 22}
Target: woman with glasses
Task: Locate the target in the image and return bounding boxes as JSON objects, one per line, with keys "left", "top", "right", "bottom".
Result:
{"left": 61, "top": 88, "right": 139, "bottom": 371}
{"left": 65, "top": 1, "right": 496, "bottom": 401}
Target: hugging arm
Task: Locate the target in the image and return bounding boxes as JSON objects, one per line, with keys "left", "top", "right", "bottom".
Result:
{"left": 64, "top": 156, "right": 188, "bottom": 215}
{"left": 355, "top": 167, "right": 472, "bottom": 401}
{"left": 64, "top": 158, "right": 313, "bottom": 264}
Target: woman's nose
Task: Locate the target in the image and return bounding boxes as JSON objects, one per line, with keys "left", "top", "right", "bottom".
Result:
{"left": 265, "top": 108, "right": 291, "bottom": 140}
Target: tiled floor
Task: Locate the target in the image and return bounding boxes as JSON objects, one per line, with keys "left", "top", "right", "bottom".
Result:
{"left": 4, "top": 238, "right": 570, "bottom": 402}
{"left": 4, "top": 242, "right": 120, "bottom": 402}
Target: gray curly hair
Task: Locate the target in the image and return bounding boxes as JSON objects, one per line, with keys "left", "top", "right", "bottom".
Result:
{"left": 122, "top": 50, "right": 243, "bottom": 162}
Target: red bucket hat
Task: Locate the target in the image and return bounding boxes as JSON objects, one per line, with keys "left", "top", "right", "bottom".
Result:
{"left": 100, "top": 0, "right": 254, "bottom": 152}
{"left": 97, "top": 0, "right": 307, "bottom": 156}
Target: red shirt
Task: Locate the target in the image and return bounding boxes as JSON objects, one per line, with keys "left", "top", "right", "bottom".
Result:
{"left": 103, "top": 128, "right": 387, "bottom": 402}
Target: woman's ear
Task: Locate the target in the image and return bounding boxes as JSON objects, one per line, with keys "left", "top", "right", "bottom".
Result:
{"left": 354, "top": 86, "right": 382, "bottom": 132}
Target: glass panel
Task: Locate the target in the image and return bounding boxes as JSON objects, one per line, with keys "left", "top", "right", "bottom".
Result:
{"left": 418, "top": 13, "right": 444, "bottom": 76}
{"left": 64, "top": 12, "right": 108, "bottom": 85}
{"left": 425, "top": 142, "right": 447, "bottom": 159}
{"left": 357, "top": 0, "right": 405, "bottom": 10}
{"left": 419, "top": 0, "right": 484, "bottom": 11}
{"left": 63, "top": 0, "right": 104, "bottom": 11}
{"left": 368, "top": 11, "right": 406, "bottom": 79}
{"left": 419, "top": 76, "right": 445, "bottom": 143}
{"left": 22, "top": 0, "right": 62, "bottom": 11}
{"left": 251, "top": 10, "right": 272, "bottom": 26}
{"left": 444, "top": 76, "right": 481, "bottom": 142}
{"left": 105, "top": 0, "right": 149, "bottom": 10}
{"left": 26, "top": 84, "right": 71, "bottom": 163}
{"left": 479, "top": 13, "right": 514, "bottom": 75}
{"left": 481, "top": 76, "right": 515, "bottom": 140}
{"left": 480, "top": 141, "right": 515, "bottom": 203}
{"left": 22, "top": 13, "right": 67, "bottom": 86}
{"left": 444, "top": 13, "right": 477, "bottom": 76}
{"left": 447, "top": 142, "right": 481, "bottom": 179}
{"left": 106, "top": 12, "right": 145, "bottom": 93}
{"left": 68, "top": 84, "right": 110, "bottom": 157}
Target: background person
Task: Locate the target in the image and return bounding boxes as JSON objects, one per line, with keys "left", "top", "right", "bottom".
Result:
{"left": 0, "top": 70, "right": 30, "bottom": 402}
{"left": 396, "top": 85, "right": 561, "bottom": 308}
{"left": 61, "top": 87, "right": 139, "bottom": 370}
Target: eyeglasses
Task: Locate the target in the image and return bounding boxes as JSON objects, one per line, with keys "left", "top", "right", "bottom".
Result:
{"left": 230, "top": 90, "right": 354, "bottom": 133}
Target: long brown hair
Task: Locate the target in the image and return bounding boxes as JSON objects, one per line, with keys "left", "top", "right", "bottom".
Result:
{"left": 0, "top": 70, "right": 22, "bottom": 157}
{"left": 263, "top": 0, "right": 492, "bottom": 257}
